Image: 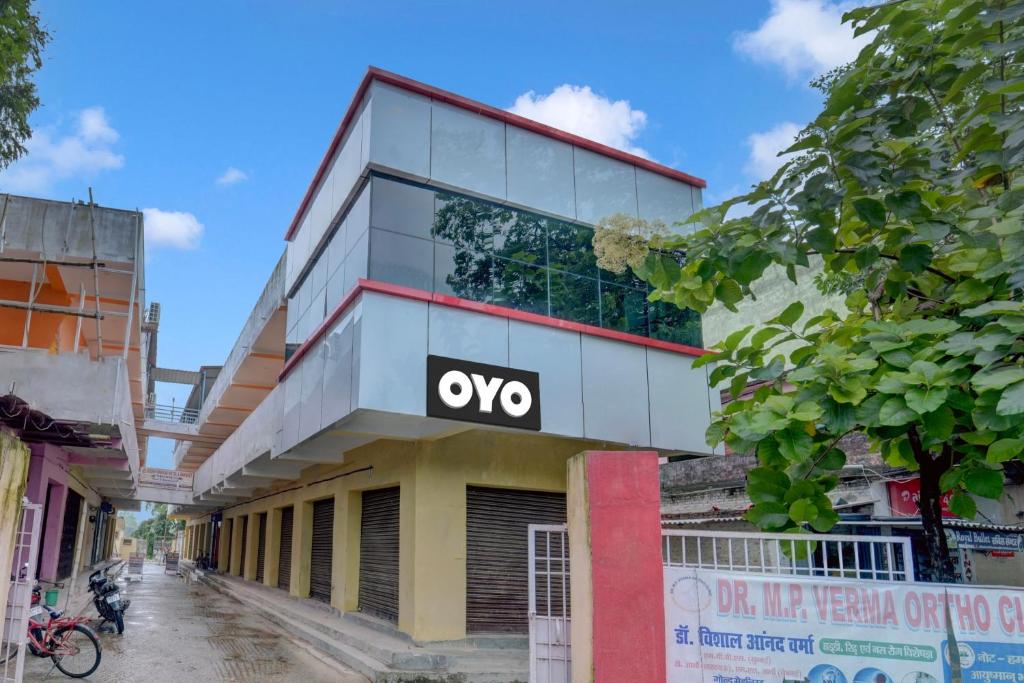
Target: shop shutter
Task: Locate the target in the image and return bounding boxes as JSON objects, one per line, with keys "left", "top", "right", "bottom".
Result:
{"left": 358, "top": 487, "right": 400, "bottom": 622}
{"left": 309, "top": 498, "right": 334, "bottom": 603}
{"left": 255, "top": 513, "right": 268, "bottom": 583}
{"left": 278, "top": 507, "right": 294, "bottom": 592}
{"left": 56, "top": 490, "right": 83, "bottom": 578}
{"left": 466, "top": 486, "right": 566, "bottom": 634}
{"left": 239, "top": 516, "right": 248, "bottom": 575}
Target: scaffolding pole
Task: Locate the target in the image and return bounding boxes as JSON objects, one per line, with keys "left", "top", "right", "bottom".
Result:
{"left": 73, "top": 283, "right": 85, "bottom": 353}
{"left": 88, "top": 188, "right": 104, "bottom": 356}
{"left": 122, "top": 211, "right": 140, "bottom": 359}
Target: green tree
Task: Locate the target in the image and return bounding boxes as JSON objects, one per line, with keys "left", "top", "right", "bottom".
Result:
{"left": 595, "top": 0, "right": 1024, "bottom": 582}
{"left": 135, "top": 503, "right": 182, "bottom": 559}
{"left": 0, "top": 1, "right": 47, "bottom": 168}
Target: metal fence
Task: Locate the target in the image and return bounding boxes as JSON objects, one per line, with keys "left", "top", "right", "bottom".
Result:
{"left": 2, "top": 500, "right": 43, "bottom": 683}
{"left": 662, "top": 529, "right": 915, "bottom": 582}
{"left": 144, "top": 401, "right": 199, "bottom": 424}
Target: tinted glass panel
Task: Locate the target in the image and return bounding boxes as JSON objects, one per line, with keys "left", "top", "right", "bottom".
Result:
{"left": 547, "top": 220, "right": 596, "bottom": 277}
{"left": 368, "top": 229, "right": 433, "bottom": 292}
{"left": 434, "top": 241, "right": 495, "bottom": 301}
{"left": 433, "top": 191, "right": 500, "bottom": 250}
{"left": 600, "top": 282, "right": 648, "bottom": 336}
{"left": 549, "top": 271, "right": 599, "bottom": 326}
{"left": 371, "top": 177, "right": 435, "bottom": 239}
{"left": 649, "top": 300, "right": 702, "bottom": 347}
{"left": 493, "top": 257, "right": 548, "bottom": 315}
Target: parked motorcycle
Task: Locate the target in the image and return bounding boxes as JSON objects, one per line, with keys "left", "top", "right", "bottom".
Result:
{"left": 87, "top": 567, "right": 129, "bottom": 634}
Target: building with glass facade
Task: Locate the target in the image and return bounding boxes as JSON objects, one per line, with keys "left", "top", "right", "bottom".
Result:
{"left": 175, "top": 68, "right": 720, "bottom": 677}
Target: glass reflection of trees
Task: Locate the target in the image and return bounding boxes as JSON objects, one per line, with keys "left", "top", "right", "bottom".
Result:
{"left": 392, "top": 176, "right": 700, "bottom": 346}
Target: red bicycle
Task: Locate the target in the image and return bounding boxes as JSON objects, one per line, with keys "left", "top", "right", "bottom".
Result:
{"left": 23, "top": 582, "right": 102, "bottom": 678}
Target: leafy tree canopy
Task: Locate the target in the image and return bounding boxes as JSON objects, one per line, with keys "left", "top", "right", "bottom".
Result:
{"left": 595, "top": 0, "right": 1024, "bottom": 582}
{"left": 0, "top": 0, "right": 47, "bottom": 169}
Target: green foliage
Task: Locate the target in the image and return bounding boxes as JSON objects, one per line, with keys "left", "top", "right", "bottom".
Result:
{"left": 0, "top": 1, "right": 47, "bottom": 169}
{"left": 596, "top": 0, "right": 1024, "bottom": 581}
{"left": 134, "top": 503, "right": 182, "bottom": 557}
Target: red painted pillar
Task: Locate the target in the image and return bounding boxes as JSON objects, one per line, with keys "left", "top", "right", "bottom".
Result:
{"left": 568, "top": 450, "right": 665, "bottom": 683}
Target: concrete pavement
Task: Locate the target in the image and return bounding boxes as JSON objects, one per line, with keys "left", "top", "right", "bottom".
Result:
{"left": 23, "top": 561, "right": 368, "bottom": 682}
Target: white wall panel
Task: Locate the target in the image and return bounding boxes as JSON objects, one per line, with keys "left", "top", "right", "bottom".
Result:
{"left": 298, "top": 338, "right": 325, "bottom": 442}
{"left": 428, "top": 305, "right": 508, "bottom": 367}
{"left": 355, "top": 292, "right": 428, "bottom": 415}
{"left": 430, "top": 101, "right": 506, "bottom": 200}
{"left": 574, "top": 148, "right": 638, "bottom": 225}
{"left": 280, "top": 366, "right": 302, "bottom": 453}
{"left": 368, "top": 82, "right": 430, "bottom": 179}
{"left": 647, "top": 348, "right": 712, "bottom": 453}
{"left": 506, "top": 127, "right": 575, "bottom": 219}
{"left": 508, "top": 320, "right": 583, "bottom": 437}
{"left": 580, "top": 335, "right": 650, "bottom": 446}
{"left": 321, "top": 310, "right": 356, "bottom": 427}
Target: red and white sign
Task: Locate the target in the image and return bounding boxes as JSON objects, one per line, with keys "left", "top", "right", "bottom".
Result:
{"left": 139, "top": 467, "right": 193, "bottom": 490}
{"left": 887, "top": 478, "right": 956, "bottom": 518}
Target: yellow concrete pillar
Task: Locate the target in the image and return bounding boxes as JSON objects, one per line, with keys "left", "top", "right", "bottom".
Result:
{"left": 292, "top": 500, "right": 312, "bottom": 598}
{"left": 329, "top": 493, "right": 348, "bottom": 610}
{"left": 218, "top": 519, "right": 231, "bottom": 572}
{"left": 266, "top": 509, "right": 281, "bottom": 588}
{"left": 243, "top": 512, "right": 259, "bottom": 581}
{"left": 341, "top": 491, "right": 361, "bottom": 612}
{"left": 229, "top": 518, "right": 243, "bottom": 576}
{"left": 402, "top": 449, "right": 467, "bottom": 641}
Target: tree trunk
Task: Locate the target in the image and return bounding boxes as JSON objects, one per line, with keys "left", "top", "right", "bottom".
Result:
{"left": 916, "top": 450, "right": 957, "bottom": 583}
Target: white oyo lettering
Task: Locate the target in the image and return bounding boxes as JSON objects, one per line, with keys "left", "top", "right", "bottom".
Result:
{"left": 499, "top": 380, "right": 532, "bottom": 418}
{"left": 470, "top": 374, "right": 502, "bottom": 414}
{"left": 438, "top": 370, "right": 472, "bottom": 409}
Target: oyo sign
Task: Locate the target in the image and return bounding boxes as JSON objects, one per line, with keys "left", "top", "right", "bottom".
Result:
{"left": 427, "top": 355, "right": 541, "bottom": 430}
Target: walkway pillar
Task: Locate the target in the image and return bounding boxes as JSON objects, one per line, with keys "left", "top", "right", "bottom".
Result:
{"left": 567, "top": 450, "right": 666, "bottom": 683}
{"left": 0, "top": 429, "right": 30, "bottom": 611}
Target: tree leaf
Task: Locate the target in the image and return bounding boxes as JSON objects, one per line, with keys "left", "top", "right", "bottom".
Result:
{"left": 964, "top": 467, "right": 1004, "bottom": 500}
{"left": 996, "top": 380, "right": 1024, "bottom": 416}
{"left": 948, "top": 492, "right": 977, "bottom": 519}
{"left": 775, "top": 301, "right": 805, "bottom": 327}
{"left": 746, "top": 502, "right": 791, "bottom": 530}
{"left": 775, "top": 428, "right": 814, "bottom": 461}
{"left": 715, "top": 279, "right": 744, "bottom": 310}
{"left": 789, "top": 499, "right": 819, "bottom": 524}
{"left": 972, "top": 366, "right": 1024, "bottom": 391}
{"left": 987, "top": 438, "right": 1024, "bottom": 464}
{"left": 879, "top": 396, "right": 918, "bottom": 425}
{"left": 853, "top": 197, "right": 887, "bottom": 228}
{"left": 905, "top": 386, "right": 948, "bottom": 414}
{"left": 885, "top": 191, "right": 923, "bottom": 219}
{"left": 898, "top": 244, "right": 933, "bottom": 273}
{"left": 923, "top": 405, "right": 955, "bottom": 441}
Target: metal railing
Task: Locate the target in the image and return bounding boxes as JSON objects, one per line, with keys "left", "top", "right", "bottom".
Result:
{"left": 528, "top": 524, "right": 571, "bottom": 683}
{"left": 662, "top": 529, "right": 915, "bottom": 582}
{"left": 144, "top": 401, "right": 199, "bottom": 425}
{"left": 2, "top": 500, "right": 43, "bottom": 683}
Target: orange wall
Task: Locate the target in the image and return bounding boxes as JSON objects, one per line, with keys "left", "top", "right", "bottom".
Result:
{"left": 0, "top": 279, "right": 80, "bottom": 351}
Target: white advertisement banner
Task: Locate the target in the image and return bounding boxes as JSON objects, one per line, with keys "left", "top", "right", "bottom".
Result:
{"left": 139, "top": 467, "right": 193, "bottom": 490}
{"left": 665, "top": 567, "right": 1024, "bottom": 683}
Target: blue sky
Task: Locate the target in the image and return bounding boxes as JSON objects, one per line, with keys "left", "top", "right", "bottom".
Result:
{"left": 6, "top": 1, "right": 867, "bottom": 467}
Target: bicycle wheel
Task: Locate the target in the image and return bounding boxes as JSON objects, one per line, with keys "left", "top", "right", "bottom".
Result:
{"left": 51, "top": 624, "right": 102, "bottom": 678}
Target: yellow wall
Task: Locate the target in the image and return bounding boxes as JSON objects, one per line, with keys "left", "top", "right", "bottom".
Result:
{"left": 184, "top": 429, "right": 597, "bottom": 642}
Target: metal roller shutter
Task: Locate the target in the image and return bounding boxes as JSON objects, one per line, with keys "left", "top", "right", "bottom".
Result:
{"left": 239, "top": 516, "right": 248, "bottom": 575}
{"left": 255, "top": 513, "right": 267, "bottom": 583}
{"left": 310, "top": 499, "right": 334, "bottom": 603}
{"left": 56, "top": 490, "right": 83, "bottom": 579}
{"left": 278, "top": 507, "right": 294, "bottom": 591}
{"left": 466, "top": 486, "right": 566, "bottom": 634}
{"left": 358, "top": 487, "right": 400, "bottom": 622}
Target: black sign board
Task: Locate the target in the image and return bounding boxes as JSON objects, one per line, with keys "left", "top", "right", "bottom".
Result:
{"left": 426, "top": 355, "right": 541, "bottom": 431}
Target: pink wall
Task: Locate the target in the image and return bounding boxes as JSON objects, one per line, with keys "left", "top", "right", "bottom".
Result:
{"left": 26, "top": 443, "right": 70, "bottom": 582}
{"left": 585, "top": 450, "right": 667, "bottom": 683}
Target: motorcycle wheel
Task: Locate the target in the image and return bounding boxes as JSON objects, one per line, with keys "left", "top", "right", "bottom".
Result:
{"left": 113, "top": 610, "right": 124, "bottom": 634}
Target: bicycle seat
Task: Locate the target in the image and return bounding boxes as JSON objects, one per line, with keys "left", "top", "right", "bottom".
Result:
{"left": 48, "top": 609, "right": 63, "bottom": 619}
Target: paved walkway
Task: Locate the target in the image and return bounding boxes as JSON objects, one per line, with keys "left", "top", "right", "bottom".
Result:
{"left": 24, "top": 562, "right": 368, "bottom": 682}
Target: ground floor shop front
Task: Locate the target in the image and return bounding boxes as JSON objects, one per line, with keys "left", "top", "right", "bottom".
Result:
{"left": 183, "top": 429, "right": 598, "bottom": 643}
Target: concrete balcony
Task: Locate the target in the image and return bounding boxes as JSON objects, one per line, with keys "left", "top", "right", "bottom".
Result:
{"left": 0, "top": 347, "right": 140, "bottom": 496}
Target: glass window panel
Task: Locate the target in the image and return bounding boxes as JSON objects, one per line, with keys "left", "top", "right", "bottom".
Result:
{"left": 310, "top": 286, "right": 327, "bottom": 327}
{"left": 548, "top": 270, "right": 599, "bottom": 326}
{"left": 325, "top": 262, "right": 347, "bottom": 314}
{"left": 310, "top": 251, "right": 328, "bottom": 295}
{"left": 600, "top": 282, "right": 649, "bottom": 337}
{"left": 432, "top": 190, "right": 498, "bottom": 251}
{"left": 342, "top": 230, "right": 369, "bottom": 294}
{"left": 492, "top": 257, "right": 548, "bottom": 315}
{"left": 547, "top": 220, "right": 597, "bottom": 277}
{"left": 430, "top": 101, "right": 506, "bottom": 199}
{"left": 344, "top": 182, "right": 371, "bottom": 256}
{"left": 649, "top": 301, "right": 703, "bottom": 347}
{"left": 599, "top": 264, "right": 646, "bottom": 290}
{"left": 371, "top": 176, "right": 435, "bottom": 239}
{"left": 493, "top": 209, "right": 546, "bottom": 266}
{"left": 506, "top": 127, "right": 575, "bottom": 219}
{"left": 296, "top": 275, "right": 311, "bottom": 316}
{"left": 573, "top": 147, "right": 638, "bottom": 224}
{"left": 434, "top": 241, "right": 495, "bottom": 301}
{"left": 368, "top": 228, "right": 433, "bottom": 292}
{"left": 326, "top": 217, "right": 348, "bottom": 277}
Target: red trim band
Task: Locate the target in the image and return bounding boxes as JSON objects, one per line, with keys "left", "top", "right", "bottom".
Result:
{"left": 279, "top": 278, "right": 709, "bottom": 381}
{"left": 283, "top": 66, "right": 707, "bottom": 241}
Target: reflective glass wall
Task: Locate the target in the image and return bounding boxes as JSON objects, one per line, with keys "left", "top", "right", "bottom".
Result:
{"left": 366, "top": 174, "right": 701, "bottom": 347}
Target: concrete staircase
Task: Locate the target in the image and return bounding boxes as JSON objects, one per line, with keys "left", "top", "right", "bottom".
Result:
{"left": 200, "top": 571, "right": 529, "bottom": 682}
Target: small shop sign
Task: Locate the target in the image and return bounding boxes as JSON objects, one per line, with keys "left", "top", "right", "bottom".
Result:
{"left": 945, "top": 528, "right": 1024, "bottom": 552}
{"left": 139, "top": 467, "right": 194, "bottom": 490}
{"left": 426, "top": 355, "right": 541, "bottom": 430}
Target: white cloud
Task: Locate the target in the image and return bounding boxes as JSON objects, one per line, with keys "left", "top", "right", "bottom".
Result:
{"left": 734, "top": 0, "right": 871, "bottom": 81}
{"left": 142, "top": 208, "right": 204, "bottom": 250}
{"left": 0, "top": 106, "right": 124, "bottom": 194}
{"left": 508, "top": 84, "right": 651, "bottom": 158}
{"left": 745, "top": 121, "right": 802, "bottom": 180}
{"left": 215, "top": 166, "right": 248, "bottom": 186}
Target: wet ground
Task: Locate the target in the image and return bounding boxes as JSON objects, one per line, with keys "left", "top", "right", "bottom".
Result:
{"left": 24, "top": 562, "right": 368, "bottom": 682}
